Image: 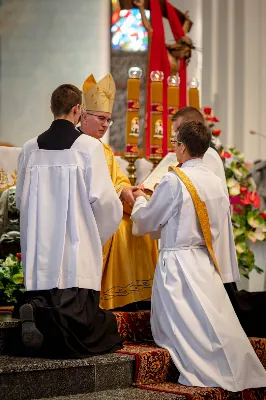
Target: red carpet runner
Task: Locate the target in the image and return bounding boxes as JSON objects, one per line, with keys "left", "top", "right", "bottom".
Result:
{"left": 114, "top": 311, "right": 266, "bottom": 399}
{"left": 1, "top": 308, "right": 266, "bottom": 398}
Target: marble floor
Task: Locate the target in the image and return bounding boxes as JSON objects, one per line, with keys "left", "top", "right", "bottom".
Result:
{"left": 40, "top": 388, "right": 187, "bottom": 399}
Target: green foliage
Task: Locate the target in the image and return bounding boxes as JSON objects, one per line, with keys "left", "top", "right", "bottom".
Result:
{"left": 0, "top": 254, "right": 24, "bottom": 305}
{"left": 203, "top": 108, "right": 266, "bottom": 278}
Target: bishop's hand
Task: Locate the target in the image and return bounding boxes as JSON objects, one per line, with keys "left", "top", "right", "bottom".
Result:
{"left": 121, "top": 186, "right": 143, "bottom": 207}
{"left": 132, "top": 189, "right": 147, "bottom": 200}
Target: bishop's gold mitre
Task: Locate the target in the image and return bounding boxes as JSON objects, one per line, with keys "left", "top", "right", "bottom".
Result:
{"left": 82, "top": 73, "right": 116, "bottom": 114}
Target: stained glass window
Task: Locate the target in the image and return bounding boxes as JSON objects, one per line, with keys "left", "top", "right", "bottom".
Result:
{"left": 111, "top": 0, "right": 150, "bottom": 52}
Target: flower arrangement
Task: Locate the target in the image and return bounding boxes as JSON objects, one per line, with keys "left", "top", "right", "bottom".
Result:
{"left": 0, "top": 253, "right": 24, "bottom": 305}
{"left": 202, "top": 107, "right": 266, "bottom": 278}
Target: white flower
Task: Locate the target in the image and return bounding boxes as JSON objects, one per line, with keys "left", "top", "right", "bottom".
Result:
{"left": 3, "top": 257, "right": 15, "bottom": 267}
{"left": 254, "top": 228, "right": 265, "bottom": 241}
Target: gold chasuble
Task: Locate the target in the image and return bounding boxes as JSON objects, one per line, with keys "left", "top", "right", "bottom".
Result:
{"left": 101, "top": 142, "right": 158, "bottom": 309}
{"left": 82, "top": 72, "right": 158, "bottom": 310}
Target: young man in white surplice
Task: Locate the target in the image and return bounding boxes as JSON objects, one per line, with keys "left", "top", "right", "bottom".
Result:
{"left": 15, "top": 84, "right": 123, "bottom": 358}
{"left": 131, "top": 121, "right": 266, "bottom": 391}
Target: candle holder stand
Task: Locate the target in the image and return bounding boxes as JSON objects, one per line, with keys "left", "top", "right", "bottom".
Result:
{"left": 149, "top": 155, "right": 162, "bottom": 170}
{"left": 124, "top": 153, "right": 139, "bottom": 186}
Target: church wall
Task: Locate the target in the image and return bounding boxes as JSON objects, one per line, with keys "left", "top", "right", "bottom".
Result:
{"left": 1, "top": 0, "right": 265, "bottom": 160}
{"left": 0, "top": 0, "right": 110, "bottom": 146}
{"left": 202, "top": 0, "right": 266, "bottom": 162}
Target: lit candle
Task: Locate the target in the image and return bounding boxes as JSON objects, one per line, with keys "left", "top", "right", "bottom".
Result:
{"left": 125, "top": 67, "right": 142, "bottom": 155}
{"left": 150, "top": 70, "right": 164, "bottom": 159}
{"left": 167, "top": 75, "right": 179, "bottom": 153}
{"left": 188, "top": 78, "right": 200, "bottom": 109}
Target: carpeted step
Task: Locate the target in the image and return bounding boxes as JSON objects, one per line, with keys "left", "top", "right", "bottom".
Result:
{"left": 114, "top": 311, "right": 153, "bottom": 343}
{"left": 117, "top": 339, "right": 266, "bottom": 386}
{"left": 0, "top": 353, "right": 134, "bottom": 400}
{"left": 138, "top": 382, "right": 266, "bottom": 400}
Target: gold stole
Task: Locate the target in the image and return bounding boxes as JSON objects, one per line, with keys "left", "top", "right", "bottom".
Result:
{"left": 169, "top": 166, "right": 221, "bottom": 278}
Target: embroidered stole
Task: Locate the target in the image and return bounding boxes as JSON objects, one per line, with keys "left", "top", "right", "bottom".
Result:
{"left": 169, "top": 166, "right": 221, "bottom": 278}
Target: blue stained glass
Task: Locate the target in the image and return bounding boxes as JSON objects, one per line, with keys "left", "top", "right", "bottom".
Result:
{"left": 111, "top": 1, "right": 150, "bottom": 52}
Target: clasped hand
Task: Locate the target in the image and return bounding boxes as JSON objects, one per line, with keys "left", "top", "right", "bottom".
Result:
{"left": 121, "top": 185, "right": 146, "bottom": 207}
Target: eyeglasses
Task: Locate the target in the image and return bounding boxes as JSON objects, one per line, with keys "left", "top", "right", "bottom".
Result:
{"left": 170, "top": 138, "right": 183, "bottom": 146}
{"left": 85, "top": 112, "right": 114, "bottom": 127}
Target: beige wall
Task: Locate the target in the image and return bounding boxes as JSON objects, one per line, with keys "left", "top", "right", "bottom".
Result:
{"left": 202, "top": 0, "right": 266, "bottom": 162}
{"left": 0, "top": 0, "right": 110, "bottom": 146}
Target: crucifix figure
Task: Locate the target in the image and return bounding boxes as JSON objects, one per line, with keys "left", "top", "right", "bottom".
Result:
{"left": 119, "top": 0, "right": 194, "bottom": 75}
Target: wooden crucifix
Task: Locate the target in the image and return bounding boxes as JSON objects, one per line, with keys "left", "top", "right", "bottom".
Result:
{"left": 119, "top": 0, "right": 194, "bottom": 75}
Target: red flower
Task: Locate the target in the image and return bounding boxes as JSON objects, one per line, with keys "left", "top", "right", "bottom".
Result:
{"left": 229, "top": 195, "right": 243, "bottom": 214}
{"left": 241, "top": 192, "right": 261, "bottom": 209}
{"left": 207, "top": 116, "right": 219, "bottom": 123}
{"left": 259, "top": 213, "right": 266, "bottom": 220}
{"left": 240, "top": 186, "right": 248, "bottom": 195}
{"left": 213, "top": 129, "right": 221, "bottom": 137}
{"left": 16, "top": 253, "right": 21, "bottom": 261}
{"left": 220, "top": 150, "right": 231, "bottom": 159}
{"left": 203, "top": 107, "right": 212, "bottom": 115}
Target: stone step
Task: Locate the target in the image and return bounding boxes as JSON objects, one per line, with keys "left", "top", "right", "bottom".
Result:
{"left": 38, "top": 388, "right": 184, "bottom": 399}
{"left": 139, "top": 383, "right": 266, "bottom": 399}
{"left": 0, "top": 353, "right": 134, "bottom": 400}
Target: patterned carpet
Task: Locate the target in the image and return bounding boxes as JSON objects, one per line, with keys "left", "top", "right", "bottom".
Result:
{"left": 114, "top": 311, "right": 266, "bottom": 399}
{"left": 1, "top": 308, "right": 266, "bottom": 398}
{"left": 117, "top": 340, "right": 266, "bottom": 386}
{"left": 114, "top": 311, "right": 153, "bottom": 343}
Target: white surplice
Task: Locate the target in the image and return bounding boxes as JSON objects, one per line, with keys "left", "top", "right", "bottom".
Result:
{"left": 131, "top": 159, "right": 266, "bottom": 391}
{"left": 16, "top": 135, "right": 123, "bottom": 291}
{"left": 203, "top": 147, "right": 228, "bottom": 194}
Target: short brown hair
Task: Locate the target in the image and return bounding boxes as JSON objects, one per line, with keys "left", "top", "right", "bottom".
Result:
{"left": 51, "top": 84, "right": 82, "bottom": 117}
{"left": 172, "top": 106, "right": 205, "bottom": 123}
{"left": 177, "top": 121, "right": 211, "bottom": 157}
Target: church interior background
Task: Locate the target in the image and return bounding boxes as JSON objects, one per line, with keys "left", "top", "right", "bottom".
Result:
{"left": 1, "top": 1, "right": 266, "bottom": 399}
{"left": 1, "top": 0, "right": 265, "bottom": 162}
{"left": 1, "top": 0, "right": 266, "bottom": 289}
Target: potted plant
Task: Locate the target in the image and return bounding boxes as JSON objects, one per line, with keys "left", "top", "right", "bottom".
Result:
{"left": 202, "top": 107, "right": 266, "bottom": 278}
{"left": 0, "top": 253, "right": 24, "bottom": 311}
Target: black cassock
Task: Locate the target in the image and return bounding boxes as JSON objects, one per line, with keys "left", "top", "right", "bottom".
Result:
{"left": 13, "top": 288, "right": 122, "bottom": 358}
{"left": 224, "top": 283, "right": 266, "bottom": 338}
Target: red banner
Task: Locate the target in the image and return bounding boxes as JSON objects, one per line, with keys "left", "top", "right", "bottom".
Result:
{"left": 125, "top": 144, "right": 138, "bottom": 155}
{"left": 151, "top": 103, "right": 163, "bottom": 114}
{"left": 150, "top": 145, "right": 163, "bottom": 157}
{"left": 146, "top": 0, "right": 187, "bottom": 158}
{"left": 127, "top": 100, "right": 139, "bottom": 111}
{"left": 168, "top": 107, "right": 179, "bottom": 116}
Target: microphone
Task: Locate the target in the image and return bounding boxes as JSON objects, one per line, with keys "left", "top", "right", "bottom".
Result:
{"left": 249, "top": 130, "right": 266, "bottom": 139}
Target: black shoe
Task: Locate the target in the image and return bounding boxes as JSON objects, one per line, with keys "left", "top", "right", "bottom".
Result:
{"left": 19, "top": 303, "right": 44, "bottom": 351}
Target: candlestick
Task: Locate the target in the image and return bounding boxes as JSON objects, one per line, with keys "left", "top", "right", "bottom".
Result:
{"left": 125, "top": 67, "right": 142, "bottom": 156}
{"left": 150, "top": 70, "right": 164, "bottom": 165}
{"left": 167, "top": 75, "right": 179, "bottom": 153}
{"left": 188, "top": 78, "right": 200, "bottom": 109}
{"left": 124, "top": 153, "right": 138, "bottom": 186}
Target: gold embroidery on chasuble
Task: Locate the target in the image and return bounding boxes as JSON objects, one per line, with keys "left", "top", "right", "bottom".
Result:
{"left": 169, "top": 166, "right": 221, "bottom": 278}
{"left": 101, "top": 279, "right": 153, "bottom": 301}
{"left": 0, "top": 169, "right": 17, "bottom": 192}
{"left": 100, "top": 142, "right": 158, "bottom": 309}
